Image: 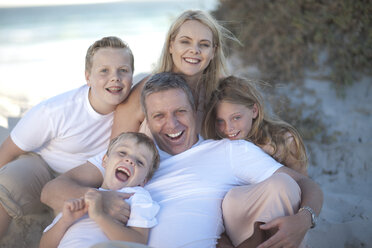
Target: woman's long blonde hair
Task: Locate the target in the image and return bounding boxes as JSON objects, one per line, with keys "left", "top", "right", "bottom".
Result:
{"left": 203, "top": 76, "right": 308, "bottom": 171}
{"left": 154, "top": 10, "right": 237, "bottom": 108}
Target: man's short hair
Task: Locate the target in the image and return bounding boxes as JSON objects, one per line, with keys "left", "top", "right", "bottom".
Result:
{"left": 140, "top": 72, "right": 196, "bottom": 117}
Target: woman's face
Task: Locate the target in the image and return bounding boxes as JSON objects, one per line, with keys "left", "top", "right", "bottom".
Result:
{"left": 215, "top": 101, "right": 258, "bottom": 140}
{"left": 169, "top": 20, "right": 215, "bottom": 78}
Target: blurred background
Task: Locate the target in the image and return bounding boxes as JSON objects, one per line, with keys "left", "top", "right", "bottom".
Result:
{"left": 0, "top": 1, "right": 371, "bottom": 247}
{"left": 0, "top": 0, "right": 217, "bottom": 125}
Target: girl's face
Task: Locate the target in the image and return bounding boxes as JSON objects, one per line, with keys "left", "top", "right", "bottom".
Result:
{"left": 215, "top": 101, "right": 258, "bottom": 140}
{"left": 169, "top": 20, "right": 215, "bottom": 78}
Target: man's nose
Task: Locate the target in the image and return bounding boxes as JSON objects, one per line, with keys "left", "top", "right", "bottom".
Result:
{"left": 165, "top": 115, "right": 178, "bottom": 129}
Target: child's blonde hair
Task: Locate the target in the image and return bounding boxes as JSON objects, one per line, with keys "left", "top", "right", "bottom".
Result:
{"left": 203, "top": 76, "right": 308, "bottom": 172}
{"left": 85, "top": 36, "right": 134, "bottom": 73}
{"left": 106, "top": 132, "right": 159, "bottom": 181}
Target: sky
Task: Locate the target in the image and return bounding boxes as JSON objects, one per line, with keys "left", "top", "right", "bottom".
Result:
{"left": 0, "top": 0, "right": 184, "bottom": 8}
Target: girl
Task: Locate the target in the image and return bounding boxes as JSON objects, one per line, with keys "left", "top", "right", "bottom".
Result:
{"left": 203, "top": 75, "right": 308, "bottom": 175}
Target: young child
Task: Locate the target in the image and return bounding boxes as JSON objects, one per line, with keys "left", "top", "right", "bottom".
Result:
{"left": 203, "top": 75, "right": 308, "bottom": 175}
{"left": 39, "top": 132, "right": 160, "bottom": 248}
{"left": 0, "top": 36, "right": 134, "bottom": 238}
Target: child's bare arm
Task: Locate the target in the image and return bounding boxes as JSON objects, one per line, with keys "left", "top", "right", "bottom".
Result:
{"left": 92, "top": 213, "right": 149, "bottom": 243}
{"left": 84, "top": 189, "right": 148, "bottom": 244}
{"left": 39, "top": 199, "right": 88, "bottom": 248}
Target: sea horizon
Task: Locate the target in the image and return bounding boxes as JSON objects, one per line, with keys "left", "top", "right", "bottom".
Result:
{"left": 0, "top": 0, "right": 218, "bottom": 112}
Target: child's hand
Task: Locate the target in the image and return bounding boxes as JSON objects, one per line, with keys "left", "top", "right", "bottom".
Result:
{"left": 84, "top": 189, "right": 105, "bottom": 221}
{"left": 61, "top": 198, "right": 88, "bottom": 226}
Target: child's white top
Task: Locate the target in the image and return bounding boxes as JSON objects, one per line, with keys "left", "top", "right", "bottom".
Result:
{"left": 10, "top": 85, "right": 114, "bottom": 173}
{"left": 44, "top": 186, "right": 159, "bottom": 248}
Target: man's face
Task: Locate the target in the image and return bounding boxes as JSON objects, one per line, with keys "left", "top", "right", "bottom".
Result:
{"left": 145, "top": 88, "right": 198, "bottom": 155}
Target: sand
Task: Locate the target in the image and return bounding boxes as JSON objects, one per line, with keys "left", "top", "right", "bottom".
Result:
{"left": 0, "top": 74, "right": 371, "bottom": 248}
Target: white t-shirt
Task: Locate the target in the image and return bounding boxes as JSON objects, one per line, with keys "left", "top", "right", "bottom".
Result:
{"left": 11, "top": 85, "right": 113, "bottom": 173}
{"left": 90, "top": 137, "right": 282, "bottom": 248}
{"left": 44, "top": 187, "right": 159, "bottom": 248}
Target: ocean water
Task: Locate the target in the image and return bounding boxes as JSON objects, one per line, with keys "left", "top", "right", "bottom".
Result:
{"left": 0, "top": 0, "right": 218, "bottom": 109}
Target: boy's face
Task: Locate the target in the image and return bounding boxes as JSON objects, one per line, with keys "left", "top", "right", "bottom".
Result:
{"left": 102, "top": 137, "right": 153, "bottom": 190}
{"left": 86, "top": 47, "right": 133, "bottom": 115}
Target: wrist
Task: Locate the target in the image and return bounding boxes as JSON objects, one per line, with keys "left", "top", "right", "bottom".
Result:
{"left": 90, "top": 210, "right": 106, "bottom": 222}
{"left": 298, "top": 206, "right": 317, "bottom": 229}
{"left": 59, "top": 216, "right": 75, "bottom": 229}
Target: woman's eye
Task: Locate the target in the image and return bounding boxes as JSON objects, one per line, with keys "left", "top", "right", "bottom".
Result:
{"left": 120, "top": 68, "right": 128, "bottom": 73}
{"left": 180, "top": 40, "right": 189, "bottom": 44}
{"left": 119, "top": 151, "right": 126, "bottom": 156}
{"left": 233, "top": 116, "right": 241, "bottom": 121}
{"left": 200, "top": 43, "right": 210, "bottom": 48}
{"left": 100, "top": 69, "right": 108, "bottom": 73}
{"left": 136, "top": 160, "right": 144, "bottom": 167}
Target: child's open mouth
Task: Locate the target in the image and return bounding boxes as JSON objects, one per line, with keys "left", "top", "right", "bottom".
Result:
{"left": 115, "top": 167, "right": 131, "bottom": 182}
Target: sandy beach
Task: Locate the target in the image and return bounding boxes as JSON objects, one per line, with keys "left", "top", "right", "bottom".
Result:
{"left": 0, "top": 72, "right": 371, "bottom": 247}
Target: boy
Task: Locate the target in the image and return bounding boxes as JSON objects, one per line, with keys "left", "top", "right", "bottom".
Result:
{"left": 40, "top": 132, "right": 159, "bottom": 248}
{"left": 0, "top": 36, "right": 134, "bottom": 239}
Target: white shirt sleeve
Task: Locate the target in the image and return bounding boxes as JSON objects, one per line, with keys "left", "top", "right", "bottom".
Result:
{"left": 87, "top": 150, "right": 107, "bottom": 176}
{"left": 10, "top": 103, "right": 55, "bottom": 151}
{"left": 229, "top": 140, "right": 282, "bottom": 184}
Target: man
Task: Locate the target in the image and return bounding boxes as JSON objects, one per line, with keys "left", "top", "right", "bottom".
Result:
{"left": 42, "top": 72, "right": 323, "bottom": 248}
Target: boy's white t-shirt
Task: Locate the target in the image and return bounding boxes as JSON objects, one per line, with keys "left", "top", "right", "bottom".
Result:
{"left": 10, "top": 85, "right": 114, "bottom": 173}
{"left": 44, "top": 186, "right": 159, "bottom": 248}
{"left": 90, "top": 137, "right": 282, "bottom": 248}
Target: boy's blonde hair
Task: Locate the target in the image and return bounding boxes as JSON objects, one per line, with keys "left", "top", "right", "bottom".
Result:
{"left": 154, "top": 10, "right": 237, "bottom": 108}
{"left": 203, "top": 76, "right": 308, "bottom": 172}
{"left": 85, "top": 36, "right": 134, "bottom": 73}
{"left": 106, "top": 132, "right": 160, "bottom": 181}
